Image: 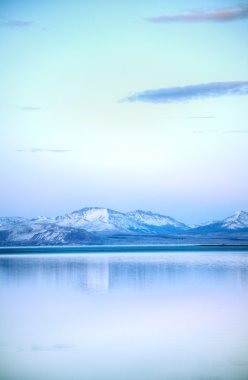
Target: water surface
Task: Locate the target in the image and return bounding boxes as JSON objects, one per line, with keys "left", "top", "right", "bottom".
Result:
{"left": 0, "top": 247, "right": 248, "bottom": 380}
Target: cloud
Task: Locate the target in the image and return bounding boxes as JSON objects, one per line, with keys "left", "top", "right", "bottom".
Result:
{"left": 224, "top": 130, "right": 248, "bottom": 133}
{"left": 16, "top": 149, "right": 74, "bottom": 153}
{"left": 193, "top": 129, "right": 248, "bottom": 134}
{"left": 146, "top": 4, "right": 248, "bottom": 23}
{"left": 1, "top": 20, "right": 33, "bottom": 28}
{"left": 189, "top": 116, "right": 216, "bottom": 119}
{"left": 124, "top": 81, "right": 248, "bottom": 104}
{"left": 193, "top": 129, "right": 218, "bottom": 134}
{"left": 31, "top": 344, "right": 73, "bottom": 352}
{"left": 20, "top": 106, "right": 41, "bottom": 111}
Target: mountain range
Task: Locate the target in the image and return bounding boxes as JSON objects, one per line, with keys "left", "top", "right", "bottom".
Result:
{"left": 0, "top": 207, "right": 248, "bottom": 246}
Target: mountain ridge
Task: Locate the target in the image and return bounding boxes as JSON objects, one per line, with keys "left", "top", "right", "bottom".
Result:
{"left": 0, "top": 208, "right": 248, "bottom": 246}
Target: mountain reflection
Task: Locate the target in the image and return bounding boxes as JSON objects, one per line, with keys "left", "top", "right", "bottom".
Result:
{"left": 0, "top": 253, "right": 248, "bottom": 293}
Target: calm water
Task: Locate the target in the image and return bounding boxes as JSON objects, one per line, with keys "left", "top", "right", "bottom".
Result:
{"left": 0, "top": 247, "right": 248, "bottom": 380}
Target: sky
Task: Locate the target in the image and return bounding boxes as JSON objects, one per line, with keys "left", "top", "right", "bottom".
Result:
{"left": 0, "top": 0, "right": 248, "bottom": 224}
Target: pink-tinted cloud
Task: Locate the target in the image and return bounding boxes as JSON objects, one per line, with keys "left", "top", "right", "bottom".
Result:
{"left": 146, "top": 5, "right": 248, "bottom": 23}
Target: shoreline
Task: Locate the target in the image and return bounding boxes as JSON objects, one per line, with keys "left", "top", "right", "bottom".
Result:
{"left": 0, "top": 244, "right": 248, "bottom": 254}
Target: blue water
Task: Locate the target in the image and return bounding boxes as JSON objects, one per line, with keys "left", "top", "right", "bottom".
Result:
{"left": 0, "top": 246, "right": 248, "bottom": 380}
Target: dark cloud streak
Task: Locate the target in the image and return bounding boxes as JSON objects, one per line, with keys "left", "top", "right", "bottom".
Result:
{"left": 124, "top": 81, "right": 248, "bottom": 104}
{"left": 146, "top": 5, "right": 248, "bottom": 23}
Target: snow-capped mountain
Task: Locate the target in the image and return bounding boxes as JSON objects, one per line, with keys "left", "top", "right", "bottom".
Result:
{"left": 30, "top": 216, "right": 55, "bottom": 224}
{"left": 193, "top": 210, "right": 248, "bottom": 233}
{"left": 0, "top": 218, "right": 96, "bottom": 246}
{"left": 55, "top": 207, "right": 145, "bottom": 232}
{"left": 55, "top": 207, "right": 189, "bottom": 233}
{"left": 222, "top": 210, "right": 248, "bottom": 229}
{"left": 0, "top": 217, "right": 28, "bottom": 228}
{"left": 0, "top": 208, "right": 247, "bottom": 246}
{"left": 127, "top": 210, "right": 188, "bottom": 230}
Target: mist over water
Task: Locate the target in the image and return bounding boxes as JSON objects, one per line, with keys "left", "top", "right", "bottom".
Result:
{"left": 0, "top": 250, "right": 248, "bottom": 380}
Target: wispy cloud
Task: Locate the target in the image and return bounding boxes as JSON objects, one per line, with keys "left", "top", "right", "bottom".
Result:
{"left": 193, "top": 129, "right": 248, "bottom": 134}
{"left": 146, "top": 4, "right": 248, "bottom": 23}
{"left": 192, "top": 131, "right": 206, "bottom": 134}
{"left": 124, "top": 81, "right": 248, "bottom": 104}
{"left": 224, "top": 130, "right": 248, "bottom": 133}
{"left": 16, "top": 149, "right": 74, "bottom": 153}
{"left": 20, "top": 106, "right": 42, "bottom": 111}
{"left": 1, "top": 20, "right": 33, "bottom": 28}
{"left": 193, "top": 129, "right": 218, "bottom": 134}
{"left": 189, "top": 116, "right": 216, "bottom": 119}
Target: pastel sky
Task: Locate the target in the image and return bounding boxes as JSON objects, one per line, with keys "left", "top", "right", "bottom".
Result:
{"left": 0, "top": 0, "right": 248, "bottom": 224}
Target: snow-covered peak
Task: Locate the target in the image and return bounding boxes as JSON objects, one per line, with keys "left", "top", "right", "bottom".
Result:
{"left": 222, "top": 210, "right": 248, "bottom": 229}
{"left": 127, "top": 210, "right": 186, "bottom": 228}
{"left": 54, "top": 207, "right": 188, "bottom": 232}
{"left": 0, "top": 217, "right": 27, "bottom": 228}
{"left": 55, "top": 207, "right": 129, "bottom": 232}
{"left": 31, "top": 216, "right": 55, "bottom": 223}
{"left": 71, "top": 207, "right": 111, "bottom": 223}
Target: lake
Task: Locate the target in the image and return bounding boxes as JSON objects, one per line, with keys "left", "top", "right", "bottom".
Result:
{"left": 0, "top": 246, "right": 248, "bottom": 380}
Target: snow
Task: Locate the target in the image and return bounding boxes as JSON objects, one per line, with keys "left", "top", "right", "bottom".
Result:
{"left": 222, "top": 210, "right": 248, "bottom": 229}
{"left": 56, "top": 208, "right": 118, "bottom": 232}
{"left": 0, "top": 217, "right": 27, "bottom": 228}
{"left": 0, "top": 207, "right": 247, "bottom": 244}
{"left": 127, "top": 210, "right": 186, "bottom": 228}
{"left": 55, "top": 207, "right": 148, "bottom": 232}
